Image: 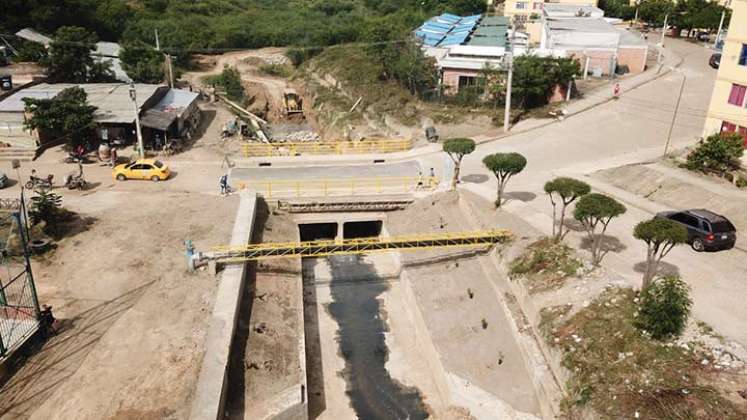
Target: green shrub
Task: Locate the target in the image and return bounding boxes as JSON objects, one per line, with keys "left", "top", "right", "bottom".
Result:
{"left": 685, "top": 132, "right": 744, "bottom": 174}
{"left": 634, "top": 275, "right": 692, "bottom": 340}
{"left": 29, "top": 189, "right": 63, "bottom": 226}
{"left": 207, "top": 65, "right": 244, "bottom": 102}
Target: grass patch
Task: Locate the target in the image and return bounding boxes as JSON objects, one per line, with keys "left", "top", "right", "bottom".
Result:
{"left": 509, "top": 237, "right": 582, "bottom": 293}
{"left": 548, "top": 287, "right": 746, "bottom": 419}
{"left": 258, "top": 63, "right": 293, "bottom": 78}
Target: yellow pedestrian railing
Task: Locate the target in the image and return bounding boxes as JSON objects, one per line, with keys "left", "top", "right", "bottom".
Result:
{"left": 242, "top": 139, "right": 414, "bottom": 157}
{"left": 235, "top": 176, "right": 439, "bottom": 199}
{"left": 205, "top": 229, "right": 513, "bottom": 262}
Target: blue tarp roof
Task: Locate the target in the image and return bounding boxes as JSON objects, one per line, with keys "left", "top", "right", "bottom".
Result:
{"left": 414, "top": 13, "right": 489, "bottom": 47}
{"left": 461, "top": 14, "right": 482, "bottom": 23}
{"left": 437, "top": 13, "right": 462, "bottom": 23}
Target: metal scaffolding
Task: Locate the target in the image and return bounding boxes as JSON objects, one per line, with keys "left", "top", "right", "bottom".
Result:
{"left": 192, "top": 229, "right": 511, "bottom": 267}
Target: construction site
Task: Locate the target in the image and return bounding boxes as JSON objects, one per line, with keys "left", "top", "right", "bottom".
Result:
{"left": 3, "top": 7, "right": 747, "bottom": 418}
{"left": 187, "top": 187, "right": 558, "bottom": 420}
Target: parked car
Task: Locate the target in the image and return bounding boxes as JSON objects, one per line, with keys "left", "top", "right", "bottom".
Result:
{"left": 709, "top": 53, "right": 721, "bottom": 69}
{"left": 113, "top": 159, "right": 170, "bottom": 182}
{"left": 0, "top": 172, "right": 8, "bottom": 188}
{"left": 655, "top": 209, "right": 737, "bottom": 252}
{"left": 696, "top": 31, "right": 710, "bottom": 42}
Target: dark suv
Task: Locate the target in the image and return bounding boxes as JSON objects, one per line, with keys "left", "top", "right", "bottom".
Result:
{"left": 656, "top": 209, "right": 737, "bottom": 252}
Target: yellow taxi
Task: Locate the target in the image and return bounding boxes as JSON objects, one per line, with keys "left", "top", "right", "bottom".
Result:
{"left": 113, "top": 159, "right": 170, "bottom": 182}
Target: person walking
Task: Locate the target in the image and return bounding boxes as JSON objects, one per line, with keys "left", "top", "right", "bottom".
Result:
{"left": 219, "top": 174, "right": 229, "bottom": 196}
{"left": 613, "top": 83, "right": 621, "bottom": 99}
{"left": 110, "top": 147, "right": 118, "bottom": 167}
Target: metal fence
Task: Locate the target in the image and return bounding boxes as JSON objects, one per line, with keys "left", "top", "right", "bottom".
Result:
{"left": 0, "top": 192, "right": 41, "bottom": 357}
{"left": 242, "top": 138, "right": 414, "bottom": 157}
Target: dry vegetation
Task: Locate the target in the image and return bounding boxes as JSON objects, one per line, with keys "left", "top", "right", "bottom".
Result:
{"left": 542, "top": 287, "right": 747, "bottom": 420}
{"left": 509, "top": 237, "right": 582, "bottom": 293}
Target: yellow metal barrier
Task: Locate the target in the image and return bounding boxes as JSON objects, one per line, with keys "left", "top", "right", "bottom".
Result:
{"left": 242, "top": 139, "right": 413, "bottom": 157}
{"left": 235, "top": 176, "right": 438, "bottom": 199}
{"left": 209, "top": 229, "right": 512, "bottom": 262}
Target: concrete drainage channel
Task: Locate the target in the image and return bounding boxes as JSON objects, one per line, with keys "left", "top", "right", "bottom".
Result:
{"left": 192, "top": 194, "right": 557, "bottom": 419}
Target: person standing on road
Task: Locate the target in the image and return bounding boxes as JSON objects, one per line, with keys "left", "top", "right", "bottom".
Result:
{"left": 219, "top": 174, "right": 229, "bottom": 196}
{"left": 110, "top": 147, "right": 118, "bottom": 167}
{"left": 613, "top": 83, "right": 621, "bottom": 99}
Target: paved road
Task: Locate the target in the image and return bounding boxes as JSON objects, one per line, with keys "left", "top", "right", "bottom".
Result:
{"left": 415, "top": 38, "right": 747, "bottom": 348}
{"left": 230, "top": 161, "right": 422, "bottom": 182}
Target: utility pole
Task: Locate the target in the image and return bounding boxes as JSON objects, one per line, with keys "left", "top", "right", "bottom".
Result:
{"left": 663, "top": 70, "right": 685, "bottom": 156}
{"left": 657, "top": 13, "right": 668, "bottom": 65}
{"left": 504, "top": 28, "right": 516, "bottom": 132}
{"left": 129, "top": 83, "right": 145, "bottom": 159}
{"left": 154, "top": 29, "right": 173, "bottom": 87}
{"left": 714, "top": 6, "right": 727, "bottom": 49}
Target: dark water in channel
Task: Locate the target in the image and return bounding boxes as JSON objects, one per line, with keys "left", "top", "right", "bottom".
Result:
{"left": 324, "top": 255, "right": 429, "bottom": 420}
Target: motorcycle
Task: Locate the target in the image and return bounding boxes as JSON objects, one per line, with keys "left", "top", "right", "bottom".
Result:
{"left": 64, "top": 150, "right": 89, "bottom": 164}
{"left": 64, "top": 173, "right": 87, "bottom": 190}
{"left": 64, "top": 163, "right": 87, "bottom": 190}
{"left": 26, "top": 173, "right": 54, "bottom": 190}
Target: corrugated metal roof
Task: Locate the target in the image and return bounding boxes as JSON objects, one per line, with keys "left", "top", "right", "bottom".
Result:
{"left": 467, "top": 37, "right": 506, "bottom": 47}
{"left": 154, "top": 89, "right": 198, "bottom": 117}
{"left": 0, "top": 83, "right": 165, "bottom": 124}
{"left": 140, "top": 109, "right": 176, "bottom": 131}
{"left": 15, "top": 29, "right": 132, "bottom": 83}
{"left": 15, "top": 28, "right": 52, "bottom": 46}
{"left": 481, "top": 16, "right": 510, "bottom": 26}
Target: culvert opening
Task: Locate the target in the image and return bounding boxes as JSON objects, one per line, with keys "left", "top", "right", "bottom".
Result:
{"left": 299, "top": 223, "right": 338, "bottom": 242}
{"left": 343, "top": 221, "right": 382, "bottom": 239}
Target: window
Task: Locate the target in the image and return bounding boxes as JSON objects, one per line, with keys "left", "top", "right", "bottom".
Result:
{"left": 671, "top": 213, "right": 698, "bottom": 228}
{"left": 458, "top": 76, "right": 477, "bottom": 88}
{"left": 727, "top": 84, "right": 746, "bottom": 106}
{"left": 516, "top": 2, "right": 527, "bottom": 9}
{"left": 740, "top": 44, "right": 747, "bottom": 66}
{"left": 721, "top": 121, "right": 736, "bottom": 132}
{"left": 154, "top": 160, "right": 164, "bottom": 168}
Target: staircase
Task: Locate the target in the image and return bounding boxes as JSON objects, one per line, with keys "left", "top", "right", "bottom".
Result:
{"left": 0, "top": 147, "right": 37, "bottom": 161}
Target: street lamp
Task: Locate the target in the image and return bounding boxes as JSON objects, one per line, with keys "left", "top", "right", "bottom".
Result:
{"left": 129, "top": 83, "right": 145, "bottom": 159}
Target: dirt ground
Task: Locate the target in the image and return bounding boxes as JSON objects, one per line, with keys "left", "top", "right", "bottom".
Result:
{"left": 224, "top": 201, "right": 306, "bottom": 419}
{"left": 0, "top": 190, "right": 238, "bottom": 419}
{"left": 386, "top": 192, "right": 543, "bottom": 418}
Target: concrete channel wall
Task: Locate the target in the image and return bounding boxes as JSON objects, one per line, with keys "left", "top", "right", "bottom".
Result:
{"left": 189, "top": 193, "right": 257, "bottom": 420}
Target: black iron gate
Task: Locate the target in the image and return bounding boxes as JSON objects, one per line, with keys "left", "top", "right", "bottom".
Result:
{"left": 0, "top": 191, "right": 41, "bottom": 357}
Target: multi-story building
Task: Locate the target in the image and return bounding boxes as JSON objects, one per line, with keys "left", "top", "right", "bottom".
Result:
{"left": 703, "top": 0, "right": 747, "bottom": 146}
{"left": 504, "top": 0, "right": 599, "bottom": 41}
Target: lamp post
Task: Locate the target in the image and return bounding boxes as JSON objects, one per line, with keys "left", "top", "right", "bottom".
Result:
{"left": 664, "top": 68, "right": 686, "bottom": 157}
{"left": 129, "top": 83, "right": 145, "bottom": 159}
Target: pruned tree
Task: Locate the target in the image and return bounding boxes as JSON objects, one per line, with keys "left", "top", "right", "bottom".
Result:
{"left": 23, "top": 86, "right": 98, "bottom": 148}
{"left": 544, "top": 177, "right": 590, "bottom": 239}
{"left": 573, "top": 193, "right": 626, "bottom": 266}
{"left": 634, "top": 275, "right": 692, "bottom": 340}
{"left": 482, "top": 152, "right": 527, "bottom": 208}
{"left": 443, "top": 138, "right": 476, "bottom": 190}
{"left": 633, "top": 218, "right": 688, "bottom": 288}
